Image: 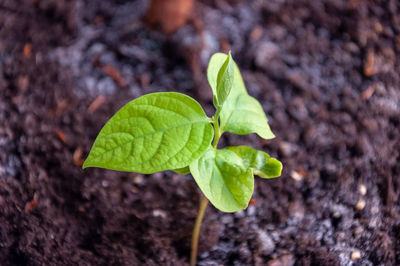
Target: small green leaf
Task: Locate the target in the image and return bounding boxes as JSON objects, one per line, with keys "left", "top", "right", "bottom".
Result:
{"left": 215, "top": 51, "right": 234, "bottom": 107}
{"left": 207, "top": 53, "right": 274, "bottom": 139}
{"left": 207, "top": 52, "right": 246, "bottom": 97}
{"left": 83, "top": 92, "right": 214, "bottom": 174}
{"left": 173, "top": 166, "right": 190, "bottom": 175}
{"left": 220, "top": 94, "right": 275, "bottom": 139}
{"left": 189, "top": 147, "right": 254, "bottom": 212}
{"left": 227, "top": 146, "right": 282, "bottom": 178}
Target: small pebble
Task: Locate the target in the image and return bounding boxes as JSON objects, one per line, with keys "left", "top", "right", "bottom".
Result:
{"left": 369, "top": 218, "right": 379, "bottom": 228}
{"left": 235, "top": 210, "right": 245, "bottom": 218}
{"left": 355, "top": 199, "right": 366, "bottom": 211}
{"left": 271, "top": 231, "right": 280, "bottom": 242}
{"left": 255, "top": 41, "right": 280, "bottom": 68}
{"left": 288, "top": 201, "right": 305, "bottom": 220}
{"left": 101, "top": 180, "right": 109, "bottom": 187}
{"left": 359, "top": 184, "right": 367, "bottom": 195}
{"left": 239, "top": 242, "right": 251, "bottom": 259}
{"left": 371, "top": 205, "right": 380, "bottom": 214}
{"left": 133, "top": 175, "right": 144, "bottom": 185}
{"left": 247, "top": 205, "right": 256, "bottom": 216}
{"left": 268, "top": 254, "right": 295, "bottom": 266}
{"left": 221, "top": 215, "right": 233, "bottom": 224}
{"left": 256, "top": 230, "right": 275, "bottom": 255}
{"left": 290, "top": 170, "right": 303, "bottom": 181}
{"left": 152, "top": 209, "right": 167, "bottom": 219}
{"left": 354, "top": 226, "right": 363, "bottom": 236}
{"left": 279, "top": 141, "right": 297, "bottom": 157}
{"left": 351, "top": 250, "right": 361, "bottom": 260}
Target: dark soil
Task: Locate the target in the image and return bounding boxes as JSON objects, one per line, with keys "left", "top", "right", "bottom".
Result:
{"left": 1, "top": 0, "right": 400, "bottom": 265}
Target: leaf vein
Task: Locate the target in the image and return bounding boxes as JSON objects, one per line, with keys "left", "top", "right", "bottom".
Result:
{"left": 92, "top": 119, "right": 209, "bottom": 162}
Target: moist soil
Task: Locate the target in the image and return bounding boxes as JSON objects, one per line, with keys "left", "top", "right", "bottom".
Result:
{"left": 1, "top": 0, "right": 400, "bottom": 265}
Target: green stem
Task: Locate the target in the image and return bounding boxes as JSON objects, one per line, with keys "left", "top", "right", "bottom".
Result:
{"left": 212, "top": 107, "right": 222, "bottom": 149}
{"left": 190, "top": 106, "right": 222, "bottom": 265}
{"left": 190, "top": 195, "right": 209, "bottom": 266}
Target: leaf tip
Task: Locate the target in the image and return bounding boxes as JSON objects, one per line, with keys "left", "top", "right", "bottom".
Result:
{"left": 82, "top": 157, "right": 92, "bottom": 169}
{"left": 268, "top": 131, "right": 276, "bottom": 139}
{"left": 269, "top": 158, "right": 283, "bottom": 178}
{"left": 259, "top": 127, "right": 276, "bottom": 140}
{"left": 82, "top": 161, "right": 88, "bottom": 170}
{"left": 277, "top": 160, "right": 283, "bottom": 175}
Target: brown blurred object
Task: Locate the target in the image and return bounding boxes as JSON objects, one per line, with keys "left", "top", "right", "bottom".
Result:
{"left": 16, "top": 75, "right": 29, "bottom": 92}
{"left": 56, "top": 129, "right": 67, "bottom": 143}
{"left": 249, "top": 198, "right": 258, "bottom": 206}
{"left": 250, "top": 25, "right": 263, "bottom": 42}
{"left": 363, "top": 49, "right": 377, "bottom": 76}
{"left": 50, "top": 99, "right": 69, "bottom": 116}
{"left": 146, "top": 0, "right": 194, "bottom": 34}
{"left": 102, "top": 65, "right": 127, "bottom": 88}
{"left": 219, "top": 37, "right": 231, "bottom": 53}
{"left": 25, "top": 193, "right": 38, "bottom": 213}
{"left": 361, "top": 85, "right": 375, "bottom": 100}
{"left": 23, "top": 43, "right": 32, "bottom": 59}
{"left": 88, "top": 95, "right": 106, "bottom": 114}
{"left": 25, "top": 200, "right": 38, "bottom": 212}
{"left": 73, "top": 147, "right": 84, "bottom": 167}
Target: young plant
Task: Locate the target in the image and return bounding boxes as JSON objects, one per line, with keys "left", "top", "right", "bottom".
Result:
{"left": 83, "top": 52, "right": 282, "bottom": 265}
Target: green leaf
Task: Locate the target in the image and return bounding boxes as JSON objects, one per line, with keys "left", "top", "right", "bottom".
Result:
{"left": 220, "top": 94, "right": 275, "bottom": 139}
{"left": 173, "top": 166, "right": 190, "bottom": 175}
{"left": 226, "top": 146, "right": 282, "bottom": 178}
{"left": 215, "top": 51, "right": 234, "bottom": 107}
{"left": 207, "top": 52, "right": 246, "bottom": 97}
{"left": 83, "top": 92, "right": 214, "bottom": 174}
{"left": 189, "top": 147, "right": 254, "bottom": 212}
{"left": 207, "top": 53, "right": 274, "bottom": 139}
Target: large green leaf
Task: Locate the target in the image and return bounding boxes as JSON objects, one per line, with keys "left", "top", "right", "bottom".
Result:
{"left": 83, "top": 92, "right": 214, "bottom": 173}
{"left": 215, "top": 51, "right": 234, "bottom": 107}
{"left": 227, "top": 146, "right": 282, "bottom": 178}
{"left": 189, "top": 147, "right": 254, "bottom": 212}
{"left": 207, "top": 53, "right": 275, "bottom": 139}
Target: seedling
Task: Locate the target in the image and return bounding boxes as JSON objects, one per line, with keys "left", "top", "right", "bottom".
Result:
{"left": 83, "top": 52, "right": 282, "bottom": 265}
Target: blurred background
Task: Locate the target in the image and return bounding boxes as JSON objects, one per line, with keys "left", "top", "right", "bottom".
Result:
{"left": 0, "top": 0, "right": 399, "bottom": 265}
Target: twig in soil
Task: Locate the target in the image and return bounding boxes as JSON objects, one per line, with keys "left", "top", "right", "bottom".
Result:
{"left": 50, "top": 99, "right": 69, "bottom": 116}
{"left": 102, "top": 65, "right": 127, "bottom": 88}
{"left": 25, "top": 193, "right": 39, "bottom": 213}
{"left": 56, "top": 129, "right": 67, "bottom": 143}
{"left": 88, "top": 95, "right": 106, "bottom": 114}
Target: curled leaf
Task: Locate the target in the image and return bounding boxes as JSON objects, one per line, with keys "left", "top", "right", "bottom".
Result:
{"left": 227, "top": 146, "right": 282, "bottom": 178}
{"left": 215, "top": 51, "right": 234, "bottom": 107}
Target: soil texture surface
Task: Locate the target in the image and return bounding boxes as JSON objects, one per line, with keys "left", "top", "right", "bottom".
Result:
{"left": 1, "top": 0, "right": 399, "bottom": 265}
